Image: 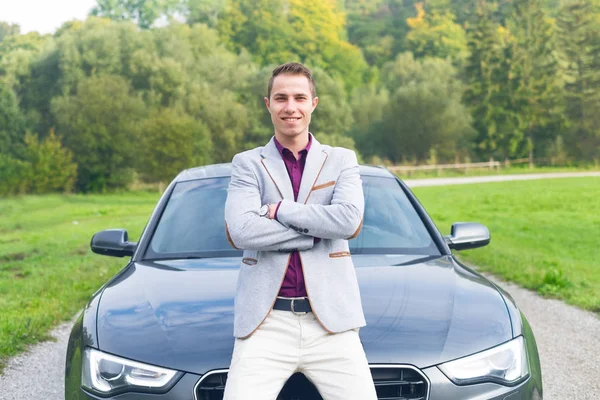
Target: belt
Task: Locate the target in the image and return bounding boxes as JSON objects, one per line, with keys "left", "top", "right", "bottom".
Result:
{"left": 273, "top": 297, "right": 312, "bottom": 314}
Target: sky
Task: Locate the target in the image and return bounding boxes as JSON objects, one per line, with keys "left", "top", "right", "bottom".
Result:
{"left": 1, "top": 0, "right": 97, "bottom": 34}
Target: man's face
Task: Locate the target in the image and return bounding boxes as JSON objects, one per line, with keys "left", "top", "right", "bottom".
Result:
{"left": 264, "top": 74, "right": 318, "bottom": 140}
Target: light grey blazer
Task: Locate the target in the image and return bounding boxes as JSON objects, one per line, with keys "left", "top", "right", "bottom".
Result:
{"left": 224, "top": 135, "right": 366, "bottom": 338}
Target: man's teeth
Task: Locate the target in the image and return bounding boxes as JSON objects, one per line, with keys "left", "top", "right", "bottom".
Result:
{"left": 283, "top": 117, "right": 300, "bottom": 121}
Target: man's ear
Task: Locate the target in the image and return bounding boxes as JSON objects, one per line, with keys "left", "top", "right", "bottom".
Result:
{"left": 312, "top": 96, "right": 319, "bottom": 111}
{"left": 264, "top": 97, "right": 270, "bottom": 110}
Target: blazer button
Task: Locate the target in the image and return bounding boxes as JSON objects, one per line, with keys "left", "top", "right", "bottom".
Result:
{"left": 303, "top": 229, "right": 309, "bottom": 233}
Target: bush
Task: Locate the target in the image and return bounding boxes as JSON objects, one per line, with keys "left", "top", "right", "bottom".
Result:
{"left": 23, "top": 130, "right": 77, "bottom": 194}
{"left": 0, "top": 131, "right": 77, "bottom": 196}
{"left": 0, "top": 154, "right": 30, "bottom": 196}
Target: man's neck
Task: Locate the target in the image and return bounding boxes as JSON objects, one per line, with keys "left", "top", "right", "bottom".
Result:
{"left": 274, "top": 131, "right": 310, "bottom": 158}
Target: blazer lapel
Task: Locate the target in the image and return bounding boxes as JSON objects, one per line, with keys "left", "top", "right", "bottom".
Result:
{"left": 297, "top": 138, "right": 328, "bottom": 205}
{"left": 260, "top": 138, "right": 294, "bottom": 200}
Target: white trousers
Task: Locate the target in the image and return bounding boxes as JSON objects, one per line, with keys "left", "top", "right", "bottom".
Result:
{"left": 223, "top": 308, "right": 378, "bottom": 400}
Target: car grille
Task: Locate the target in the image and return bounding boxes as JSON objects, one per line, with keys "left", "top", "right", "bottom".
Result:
{"left": 194, "top": 366, "right": 429, "bottom": 400}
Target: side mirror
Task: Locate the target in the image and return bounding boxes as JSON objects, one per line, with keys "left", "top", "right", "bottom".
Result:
{"left": 445, "top": 222, "right": 490, "bottom": 251}
{"left": 90, "top": 229, "right": 137, "bottom": 257}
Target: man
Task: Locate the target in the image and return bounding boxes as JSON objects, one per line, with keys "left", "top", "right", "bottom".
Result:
{"left": 223, "top": 62, "right": 377, "bottom": 400}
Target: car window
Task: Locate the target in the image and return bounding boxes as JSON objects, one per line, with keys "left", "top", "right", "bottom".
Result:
{"left": 144, "top": 175, "right": 439, "bottom": 260}
{"left": 350, "top": 176, "right": 440, "bottom": 255}
{"left": 145, "top": 178, "right": 235, "bottom": 259}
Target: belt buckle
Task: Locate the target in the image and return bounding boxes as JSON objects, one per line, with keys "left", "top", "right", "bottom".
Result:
{"left": 291, "top": 298, "right": 307, "bottom": 315}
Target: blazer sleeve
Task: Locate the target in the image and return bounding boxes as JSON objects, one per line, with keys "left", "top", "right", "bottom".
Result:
{"left": 224, "top": 153, "right": 315, "bottom": 252}
{"left": 275, "top": 150, "right": 364, "bottom": 240}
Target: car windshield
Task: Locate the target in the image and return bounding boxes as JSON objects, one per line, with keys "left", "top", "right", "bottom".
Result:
{"left": 144, "top": 175, "right": 440, "bottom": 260}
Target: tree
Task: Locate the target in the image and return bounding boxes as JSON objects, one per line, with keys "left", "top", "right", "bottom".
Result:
{"left": 91, "top": 0, "right": 181, "bottom": 29}
{"left": 0, "top": 22, "right": 20, "bottom": 42}
{"left": 555, "top": 0, "right": 600, "bottom": 160}
{"left": 51, "top": 74, "right": 147, "bottom": 192}
{"left": 0, "top": 154, "right": 30, "bottom": 195}
{"left": 185, "top": 0, "right": 228, "bottom": 28}
{"left": 405, "top": 3, "right": 468, "bottom": 62}
{"left": 0, "top": 85, "right": 26, "bottom": 157}
{"left": 138, "top": 107, "right": 213, "bottom": 182}
{"left": 345, "top": 0, "right": 416, "bottom": 67}
{"left": 22, "top": 130, "right": 77, "bottom": 194}
{"left": 310, "top": 68, "right": 354, "bottom": 138}
{"left": 347, "top": 84, "right": 390, "bottom": 159}
{"left": 463, "top": 1, "right": 517, "bottom": 159}
{"left": 374, "top": 53, "right": 474, "bottom": 163}
{"left": 508, "top": 0, "right": 565, "bottom": 158}
{"left": 217, "top": 0, "right": 368, "bottom": 92}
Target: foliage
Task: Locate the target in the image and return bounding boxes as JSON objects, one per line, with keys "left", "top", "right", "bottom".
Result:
{"left": 138, "top": 107, "right": 213, "bottom": 182}
{"left": 555, "top": 0, "right": 600, "bottom": 161}
{"left": 185, "top": 0, "right": 227, "bottom": 28}
{"left": 0, "top": 0, "right": 599, "bottom": 195}
{"left": 345, "top": 0, "right": 415, "bottom": 67}
{"left": 347, "top": 84, "right": 389, "bottom": 159}
{"left": 51, "top": 74, "right": 147, "bottom": 192}
{"left": 0, "top": 22, "right": 20, "bottom": 42}
{"left": 217, "top": 0, "right": 368, "bottom": 92}
{"left": 463, "top": 1, "right": 517, "bottom": 159}
{"left": 374, "top": 53, "right": 474, "bottom": 163}
{"left": 508, "top": 0, "right": 565, "bottom": 158}
{"left": 91, "top": 0, "right": 181, "bottom": 29}
{"left": 0, "top": 85, "right": 26, "bottom": 157}
{"left": 22, "top": 130, "right": 77, "bottom": 194}
{"left": 0, "top": 154, "right": 30, "bottom": 196}
{"left": 405, "top": 3, "right": 468, "bottom": 62}
{"left": 310, "top": 68, "right": 355, "bottom": 138}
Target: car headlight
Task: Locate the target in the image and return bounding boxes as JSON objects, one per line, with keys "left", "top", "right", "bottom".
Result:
{"left": 82, "top": 348, "right": 182, "bottom": 396}
{"left": 438, "top": 336, "right": 530, "bottom": 386}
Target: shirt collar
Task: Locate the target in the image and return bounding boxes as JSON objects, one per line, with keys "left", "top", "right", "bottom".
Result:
{"left": 274, "top": 133, "right": 313, "bottom": 158}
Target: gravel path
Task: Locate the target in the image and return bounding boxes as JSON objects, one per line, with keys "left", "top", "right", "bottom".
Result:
{"left": 1, "top": 172, "right": 599, "bottom": 399}
{"left": 0, "top": 319, "right": 73, "bottom": 400}
{"left": 404, "top": 171, "right": 600, "bottom": 187}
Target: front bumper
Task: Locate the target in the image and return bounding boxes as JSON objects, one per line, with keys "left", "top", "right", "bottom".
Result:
{"left": 71, "top": 365, "right": 541, "bottom": 400}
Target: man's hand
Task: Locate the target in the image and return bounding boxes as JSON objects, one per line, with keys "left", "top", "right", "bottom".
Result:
{"left": 268, "top": 203, "right": 278, "bottom": 219}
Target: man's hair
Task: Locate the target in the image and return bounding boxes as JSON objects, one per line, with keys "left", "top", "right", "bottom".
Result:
{"left": 267, "top": 62, "right": 316, "bottom": 99}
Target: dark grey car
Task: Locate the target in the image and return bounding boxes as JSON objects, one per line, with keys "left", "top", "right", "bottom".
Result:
{"left": 65, "top": 164, "right": 543, "bottom": 400}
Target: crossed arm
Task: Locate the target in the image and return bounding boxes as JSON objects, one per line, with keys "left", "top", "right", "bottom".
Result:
{"left": 224, "top": 151, "right": 364, "bottom": 251}
{"left": 275, "top": 151, "right": 364, "bottom": 240}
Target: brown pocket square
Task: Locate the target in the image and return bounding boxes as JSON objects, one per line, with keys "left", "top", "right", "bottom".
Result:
{"left": 312, "top": 181, "right": 335, "bottom": 191}
{"left": 329, "top": 251, "right": 351, "bottom": 258}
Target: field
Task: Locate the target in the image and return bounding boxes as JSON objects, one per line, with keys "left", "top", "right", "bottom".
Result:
{"left": 413, "top": 177, "right": 600, "bottom": 312}
{"left": 0, "top": 176, "right": 599, "bottom": 372}
{"left": 0, "top": 192, "right": 160, "bottom": 372}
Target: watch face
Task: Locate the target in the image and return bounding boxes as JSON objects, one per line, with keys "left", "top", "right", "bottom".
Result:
{"left": 260, "top": 205, "right": 269, "bottom": 216}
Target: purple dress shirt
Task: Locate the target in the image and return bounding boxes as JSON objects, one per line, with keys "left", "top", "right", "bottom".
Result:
{"left": 273, "top": 135, "right": 312, "bottom": 298}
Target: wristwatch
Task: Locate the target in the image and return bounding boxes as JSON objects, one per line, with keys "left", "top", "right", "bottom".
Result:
{"left": 259, "top": 204, "right": 270, "bottom": 218}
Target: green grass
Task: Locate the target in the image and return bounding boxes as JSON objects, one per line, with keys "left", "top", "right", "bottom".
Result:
{"left": 413, "top": 177, "right": 600, "bottom": 314}
{"left": 395, "top": 164, "right": 600, "bottom": 179}
{"left": 0, "top": 192, "right": 159, "bottom": 373}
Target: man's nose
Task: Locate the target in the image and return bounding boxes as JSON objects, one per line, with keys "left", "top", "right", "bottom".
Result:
{"left": 283, "top": 100, "right": 296, "bottom": 112}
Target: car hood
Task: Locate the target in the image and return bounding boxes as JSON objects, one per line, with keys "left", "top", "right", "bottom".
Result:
{"left": 96, "top": 255, "right": 512, "bottom": 375}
